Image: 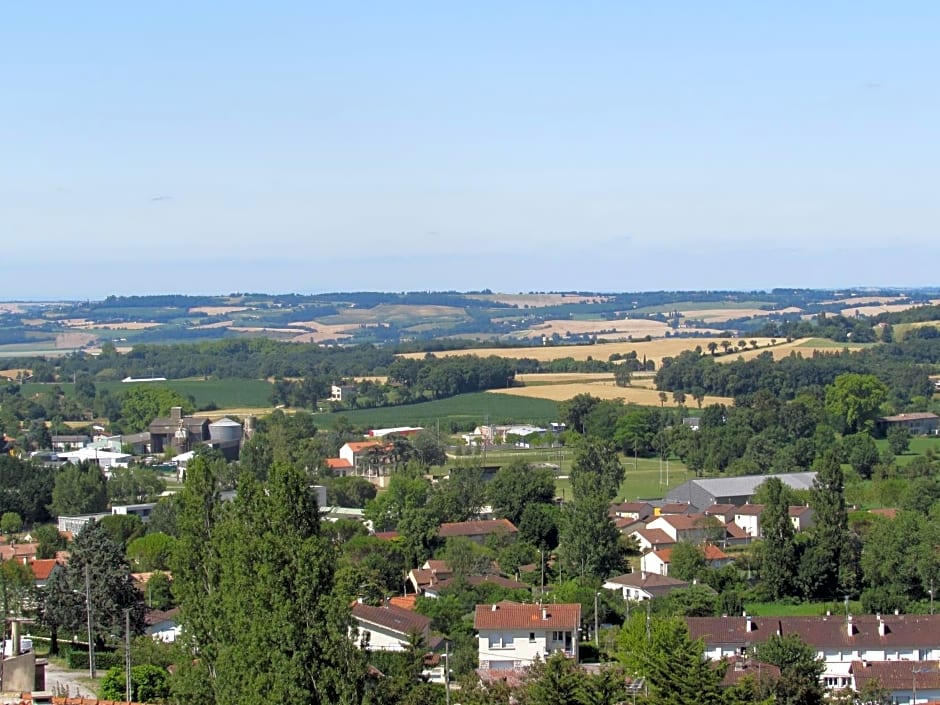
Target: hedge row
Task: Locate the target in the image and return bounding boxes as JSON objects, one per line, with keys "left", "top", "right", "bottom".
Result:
{"left": 63, "top": 645, "right": 123, "bottom": 671}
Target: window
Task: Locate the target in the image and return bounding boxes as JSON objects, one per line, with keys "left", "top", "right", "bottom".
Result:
{"left": 529, "top": 633, "right": 536, "bottom": 643}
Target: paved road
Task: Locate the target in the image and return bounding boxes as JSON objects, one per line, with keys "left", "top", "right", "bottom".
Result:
{"left": 42, "top": 661, "right": 96, "bottom": 699}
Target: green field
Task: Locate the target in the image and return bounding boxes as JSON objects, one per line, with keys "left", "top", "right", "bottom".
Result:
{"left": 874, "top": 435, "right": 940, "bottom": 465}
{"left": 316, "top": 393, "right": 559, "bottom": 430}
{"left": 25, "top": 379, "right": 273, "bottom": 409}
{"left": 554, "top": 455, "right": 691, "bottom": 502}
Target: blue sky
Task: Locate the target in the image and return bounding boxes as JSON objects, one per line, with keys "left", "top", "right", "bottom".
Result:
{"left": 2, "top": 2, "right": 939, "bottom": 298}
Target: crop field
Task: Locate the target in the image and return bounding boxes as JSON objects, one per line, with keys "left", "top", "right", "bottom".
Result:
{"left": 403, "top": 337, "right": 782, "bottom": 368}
{"left": 315, "top": 392, "right": 559, "bottom": 430}
{"left": 490, "top": 384, "right": 733, "bottom": 407}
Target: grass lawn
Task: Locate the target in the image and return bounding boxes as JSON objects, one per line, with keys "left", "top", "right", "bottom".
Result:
{"left": 744, "top": 600, "right": 863, "bottom": 617}
{"left": 316, "top": 393, "right": 559, "bottom": 430}
{"left": 874, "top": 436, "right": 940, "bottom": 465}
{"left": 554, "top": 455, "right": 691, "bottom": 502}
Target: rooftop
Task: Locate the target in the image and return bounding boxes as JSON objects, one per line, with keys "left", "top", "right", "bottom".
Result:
{"left": 474, "top": 601, "right": 581, "bottom": 631}
{"left": 352, "top": 602, "right": 432, "bottom": 636}
{"left": 438, "top": 519, "right": 518, "bottom": 538}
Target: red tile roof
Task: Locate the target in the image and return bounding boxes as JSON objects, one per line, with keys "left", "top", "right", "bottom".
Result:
{"left": 326, "top": 457, "right": 353, "bottom": 469}
{"left": 702, "top": 544, "right": 730, "bottom": 561}
{"left": 788, "top": 505, "right": 812, "bottom": 516}
{"left": 29, "top": 558, "right": 59, "bottom": 581}
{"left": 344, "top": 441, "right": 385, "bottom": 453}
{"left": 720, "top": 657, "right": 781, "bottom": 687}
{"left": 659, "top": 502, "right": 693, "bottom": 515}
{"left": 429, "top": 575, "right": 528, "bottom": 592}
{"left": 705, "top": 504, "right": 737, "bottom": 517}
{"left": 373, "top": 531, "right": 400, "bottom": 541}
{"left": 632, "top": 528, "right": 675, "bottom": 548}
{"left": 724, "top": 522, "right": 749, "bottom": 539}
{"left": 352, "top": 602, "right": 431, "bottom": 636}
{"left": 474, "top": 601, "right": 580, "bottom": 631}
{"left": 438, "top": 519, "right": 517, "bottom": 538}
{"left": 733, "top": 504, "right": 765, "bottom": 516}
{"left": 605, "top": 572, "right": 689, "bottom": 595}
{"left": 688, "top": 614, "right": 940, "bottom": 650}
{"left": 389, "top": 595, "right": 417, "bottom": 610}
{"left": 654, "top": 513, "right": 712, "bottom": 530}
{"left": 851, "top": 660, "right": 940, "bottom": 690}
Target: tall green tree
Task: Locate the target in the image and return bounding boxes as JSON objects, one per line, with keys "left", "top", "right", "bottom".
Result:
{"left": 824, "top": 374, "right": 888, "bottom": 434}
{"left": 570, "top": 439, "right": 624, "bottom": 501}
{"left": 801, "top": 450, "right": 857, "bottom": 599}
{"left": 173, "top": 456, "right": 368, "bottom": 704}
{"left": 617, "top": 613, "right": 724, "bottom": 705}
{"left": 760, "top": 477, "right": 798, "bottom": 599}
{"left": 753, "top": 634, "right": 825, "bottom": 705}
{"left": 49, "top": 461, "right": 108, "bottom": 517}
{"left": 486, "top": 459, "right": 555, "bottom": 525}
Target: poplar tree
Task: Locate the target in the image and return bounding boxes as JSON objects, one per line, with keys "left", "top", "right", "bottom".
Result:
{"left": 759, "top": 477, "right": 797, "bottom": 599}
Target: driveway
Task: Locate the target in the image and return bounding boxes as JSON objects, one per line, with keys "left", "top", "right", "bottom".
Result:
{"left": 42, "top": 660, "right": 97, "bottom": 699}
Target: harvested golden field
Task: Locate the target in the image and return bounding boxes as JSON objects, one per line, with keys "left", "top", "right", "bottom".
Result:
{"left": 287, "top": 321, "right": 356, "bottom": 343}
{"left": 0, "top": 369, "right": 28, "bottom": 380}
{"left": 189, "top": 320, "right": 234, "bottom": 330}
{"left": 681, "top": 306, "right": 802, "bottom": 323}
{"left": 79, "top": 322, "right": 162, "bottom": 330}
{"left": 467, "top": 293, "right": 613, "bottom": 307}
{"left": 516, "top": 372, "right": 614, "bottom": 385}
{"left": 54, "top": 332, "right": 97, "bottom": 348}
{"left": 0, "top": 303, "right": 27, "bottom": 314}
{"left": 491, "top": 383, "right": 733, "bottom": 407}
{"left": 714, "top": 338, "right": 872, "bottom": 363}
{"left": 827, "top": 296, "right": 906, "bottom": 306}
{"left": 189, "top": 305, "right": 251, "bottom": 315}
{"left": 840, "top": 303, "right": 927, "bottom": 317}
{"left": 403, "top": 337, "right": 780, "bottom": 369}
{"left": 519, "top": 318, "right": 671, "bottom": 339}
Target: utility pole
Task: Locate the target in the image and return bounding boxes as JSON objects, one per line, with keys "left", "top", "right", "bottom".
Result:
{"left": 594, "top": 592, "right": 600, "bottom": 648}
{"left": 125, "top": 608, "right": 132, "bottom": 702}
{"left": 444, "top": 641, "right": 451, "bottom": 705}
{"left": 85, "top": 563, "right": 95, "bottom": 679}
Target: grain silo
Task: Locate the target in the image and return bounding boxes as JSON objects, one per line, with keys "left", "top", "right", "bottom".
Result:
{"left": 208, "top": 417, "right": 243, "bottom": 444}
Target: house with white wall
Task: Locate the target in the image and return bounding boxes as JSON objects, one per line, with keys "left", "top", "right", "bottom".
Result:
{"left": 646, "top": 513, "right": 717, "bottom": 544}
{"left": 850, "top": 659, "right": 940, "bottom": 705}
{"left": 688, "top": 614, "right": 940, "bottom": 692}
{"left": 603, "top": 572, "right": 690, "bottom": 601}
{"left": 351, "top": 601, "right": 432, "bottom": 652}
{"left": 474, "top": 601, "right": 581, "bottom": 670}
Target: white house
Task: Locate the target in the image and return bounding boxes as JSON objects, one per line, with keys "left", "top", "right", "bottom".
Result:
{"left": 641, "top": 544, "right": 733, "bottom": 576}
{"left": 646, "top": 513, "right": 716, "bottom": 544}
{"left": 788, "top": 505, "right": 816, "bottom": 531}
{"left": 474, "top": 601, "right": 581, "bottom": 670}
{"left": 688, "top": 614, "right": 940, "bottom": 692}
{"left": 351, "top": 601, "right": 432, "bottom": 652}
{"left": 603, "top": 572, "right": 690, "bottom": 601}
{"left": 732, "top": 504, "right": 764, "bottom": 539}
{"left": 145, "top": 607, "right": 181, "bottom": 643}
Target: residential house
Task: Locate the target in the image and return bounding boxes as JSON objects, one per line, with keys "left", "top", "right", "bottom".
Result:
{"left": 704, "top": 504, "right": 738, "bottom": 524}
{"left": 424, "top": 575, "right": 528, "bottom": 598}
{"left": 657, "top": 502, "right": 695, "bottom": 516}
{"left": 877, "top": 412, "right": 940, "bottom": 436}
{"left": 50, "top": 435, "right": 90, "bottom": 452}
{"left": 641, "top": 544, "right": 732, "bottom": 576}
{"left": 331, "top": 384, "right": 357, "bottom": 403}
{"left": 720, "top": 657, "right": 781, "bottom": 690}
{"left": 145, "top": 607, "right": 181, "bottom": 643}
{"left": 28, "top": 559, "right": 61, "bottom": 589}
{"left": 148, "top": 407, "right": 210, "bottom": 454}
{"left": 788, "top": 505, "right": 816, "bottom": 531}
{"left": 646, "top": 513, "right": 718, "bottom": 544}
{"left": 603, "top": 572, "right": 690, "bottom": 601}
{"left": 687, "top": 614, "right": 940, "bottom": 691}
{"left": 474, "top": 601, "right": 581, "bottom": 670}
{"left": 609, "top": 501, "right": 654, "bottom": 522}
{"left": 850, "top": 659, "right": 940, "bottom": 704}
{"left": 336, "top": 441, "right": 393, "bottom": 487}
{"left": 437, "top": 519, "right": 518, "bottom": 545}
{"left": 630, "top": 528, "right": 675, "bottom": 552}
{"left": 406, "top": 560, "right": 453, "bottom": 594}
{"left": 351, "top": 601, "right": 432, "bottom": 652}
{"left": 732, "top": 504, "right": 764, "bottom": 539}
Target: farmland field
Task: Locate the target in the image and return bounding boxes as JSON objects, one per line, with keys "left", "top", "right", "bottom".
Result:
{"left": 490, "top": 384, "right": 733, "bottom": 407}
{"left": 400, "top": 337, "right": 782, "bottom": 367}
{"left": 315, "top": 392, "right": 559, "bottom": 430}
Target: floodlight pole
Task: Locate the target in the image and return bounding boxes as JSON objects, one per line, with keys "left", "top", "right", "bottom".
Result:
{"left": 85, "top": 563, "right": 95, "bottom": 679}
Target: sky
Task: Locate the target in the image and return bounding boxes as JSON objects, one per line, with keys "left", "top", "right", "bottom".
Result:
{"left": 2, "top": 2, "right": 939, "bottom": 299}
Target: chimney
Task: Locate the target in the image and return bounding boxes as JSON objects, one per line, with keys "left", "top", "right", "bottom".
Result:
{"left": 491, "top": 604, "right": 497, "bottom": 612}
{"left": 878, "top": 615, "right": 886, "bottom": 637}
{"left": 170, "top": 406, "right": 182, "bottom": 422}
{"left": 542, "top": 607, "right": 548, "bottom": 620}
{"left": 745, "top": 614, "right": 755, "bottom": 632}
{"left": 10, "top": 620, "right": 20, "bottom": 656}
{"left": 847, "top": 615, "right": 854, "bottom": 636}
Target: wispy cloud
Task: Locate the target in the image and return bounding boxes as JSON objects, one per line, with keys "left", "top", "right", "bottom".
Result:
{"left": 150, "top": 195, "right": 173, "bottom": 202}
